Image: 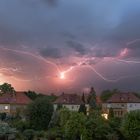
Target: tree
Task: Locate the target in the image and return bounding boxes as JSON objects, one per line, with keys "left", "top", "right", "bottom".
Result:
{"left": 0, "top": 83, "right": 15, "bottom": 95}
{"left": 108, "top": 108, "right": 114, "bottom": 119}
{"left": 78, "top": 104, "right": 87, "bottom": 115}
{"left": 82, "top": 93, "right": 86, "bottom": 103}
{"left": 86, "top": 111, "right": 114, "bottom": 140}
{"left": 56, "top": 104, "right": 62, "bottom": 111}
{"left": 48, "top": 111, "right": 60, "bottom": 129}
{"left": 100, "top": 89, "right": 120, "bottom": 102}
{"left": 25, "top": 91, "right": 38, "bottom": 100}
{"left": 87, "top": 87, "right": 97, "bottom": 109}
{"left": 64, "top": 112, "right": 87, "bottom": 140}
{"left": 121, "top": 110, "right": 140, "bottom": 140}
{"left": 27, "top": 97, "right": 54, "bottom": 130}
{"left": 79, "top": 93, "right": 87, "bottom": 115}
{"left": 108, "top": 118, "right": 124, "bottom": 140}
{"left": 25, "top": 90, "right": 57, "bottom": 102}
{"left": 48, "top": 108, "right": 71, "bottom": 140}
{"left": 59, "top": 108, "right": 71, "bottom": 127}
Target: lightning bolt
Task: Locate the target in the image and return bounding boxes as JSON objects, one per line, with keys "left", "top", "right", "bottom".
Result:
{"left": 1, "top": 47, "right": 140, "bottom": 83}
{"left": 0, "top": 47, "right": 60, "bottom": 73}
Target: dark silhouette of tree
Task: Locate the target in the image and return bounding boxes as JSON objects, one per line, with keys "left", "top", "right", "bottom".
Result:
{"left": 0, "top": 83, "right": 15, "bottom": 95}
{"left": 108, "top": 108, "right": 114, "bottom": 119}
{"left": 100, "top": 89, "right": 120, "bottom": 102}
{"left": 87, "top": 87, "right": 97, "bottom": 109}
{"left": 78, "top": 104, "right": 87, "bottom": 115}
{"left": 25, "top": 90, "right": 57, "bottom": 101}
{"left": 82, "top": 93, "right": 86, "bottom": 103}
{"left": 56, "top": 104, "right": 62, "bottom": 111}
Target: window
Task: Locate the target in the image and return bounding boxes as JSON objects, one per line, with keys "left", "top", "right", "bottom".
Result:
{"left": 4, "top": 106, "right": 8, "bottom": 110}
{"left": 130, "top": 104, "right": 132, "bottom": 107}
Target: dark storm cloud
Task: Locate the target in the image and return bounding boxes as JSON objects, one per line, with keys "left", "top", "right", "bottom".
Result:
{"left": 66, "top": 40, "right": 86, "bottom": 55}
{"left": 0, "top": 0, "right": 140, "bottom": 52}
{"left": 40, "top": 47, "right": 63, "bottom": 58}
{"left": 0, "top": 0, "right": 140, "bottom": 92}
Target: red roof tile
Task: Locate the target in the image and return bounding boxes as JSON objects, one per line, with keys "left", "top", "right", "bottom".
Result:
{"left": 107, "top": 92, "right": 140, "bottom": 103}
{"left": 0, "top": 92, "right": 32, "bottom": 104}
{"left": 54, "top": 93, "right": 84, "bottom": 105}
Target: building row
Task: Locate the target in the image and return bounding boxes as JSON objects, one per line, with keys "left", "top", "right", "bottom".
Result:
{"left": 0, "top": 91, "right": 140, "bottom": 118}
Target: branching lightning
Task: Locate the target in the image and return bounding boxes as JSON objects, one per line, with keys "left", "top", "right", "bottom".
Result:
{"left": 0, "top": 47, "right": 60, "bottom": 73}
{"left": 1, "top": 46, "right": 140, "bottom": 83}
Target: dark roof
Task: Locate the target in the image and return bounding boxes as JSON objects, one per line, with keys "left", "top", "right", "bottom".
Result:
{"left": 54, "top": 93, "right": 84, "bottom": 105}
{"left": 0, "top": 92, "right": 32, "bottom": 104}
{"left": 106, "top": 92, "right": 140, "bottom": 103}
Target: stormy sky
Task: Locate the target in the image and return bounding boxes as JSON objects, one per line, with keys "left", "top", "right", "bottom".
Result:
{"left": 0, "top": 0, "right": 140, "bottom": 94}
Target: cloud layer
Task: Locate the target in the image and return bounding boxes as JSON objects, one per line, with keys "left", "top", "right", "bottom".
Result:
{"left": 0, "top": 0, "right": 140, "bottom": 93}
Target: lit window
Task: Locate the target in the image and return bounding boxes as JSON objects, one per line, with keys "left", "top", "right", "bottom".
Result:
{"left": 102, "top": 113, "right": 108, "bottom": 120}
{"left": 5, "top": 106, "right": 8, "bottom": 110}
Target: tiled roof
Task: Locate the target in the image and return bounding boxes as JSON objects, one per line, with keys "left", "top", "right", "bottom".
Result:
{"left": 0, "top": 92, "right": 32, "bottom": 104}
{"left": 107, "top": 92, "right": 140, "bottom": 103}
{"left": 54, "top": 93, "right": 84, "bottom": 105}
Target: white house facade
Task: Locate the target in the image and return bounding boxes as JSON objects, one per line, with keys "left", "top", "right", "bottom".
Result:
{"left": 53, "top": 93, "right": 89, "bottom": 112}
{"left": 102, "top": 92, "right": 140, "bottom": 117}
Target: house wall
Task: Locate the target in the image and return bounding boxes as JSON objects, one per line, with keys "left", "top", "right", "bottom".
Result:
{"left": 63, "top": 104, "right": 80, "bottom": 111}
{"left": 107, "top": 103, "right": 127, "bottom": 109}
{"left": 0, "top": 104, "right": 10, "bottom": 114}
{"left": 54, "top": 104, "right": 89, "bottom": 112}
{"left": 127, "top": 103, "right": 140, "bottom": 112}
{"left": 10, "top": 104, "right": 27, "bottom": 115}
{"left": 54, "top": 104, "right": 80, "bottom": 111}
{"left": 102, "top": 102, "right": 140, "bottom": 117}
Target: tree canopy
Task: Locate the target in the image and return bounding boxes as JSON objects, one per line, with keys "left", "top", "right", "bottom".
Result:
{"left": 100, "top": 89, "right": 120, "bottom": 102}
{"left": 0, "top": 83, "right": 15, "bottom": 95}
{"left": 121, "top": 110, "right": 140, "bottom": 140}
{"left": 27, "top": 97, "right": 54, "bottom": 130}
{"left": 87, "top": 87, "right": 97, "bottom": 109}
{"left": 25, "top": 90, "right": 57, "bottom": 101}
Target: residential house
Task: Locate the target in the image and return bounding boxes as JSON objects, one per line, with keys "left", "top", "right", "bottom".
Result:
{"left": 0, "top": 92, "right": 32, "bottom": 115}
{"left": 54, "top": 93, "right": 89, "bottom": 112}
{"left": 102, "top": 92, "right": 140, "bottom": 118}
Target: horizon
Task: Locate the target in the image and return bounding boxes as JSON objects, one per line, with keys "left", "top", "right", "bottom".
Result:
{"left": 0, "top": 0, "right": 140, "bottom": 94}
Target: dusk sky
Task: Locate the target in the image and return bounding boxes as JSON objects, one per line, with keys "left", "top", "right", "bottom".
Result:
{"left": 0, "top": 0, "right": 140, "bottom": 94}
